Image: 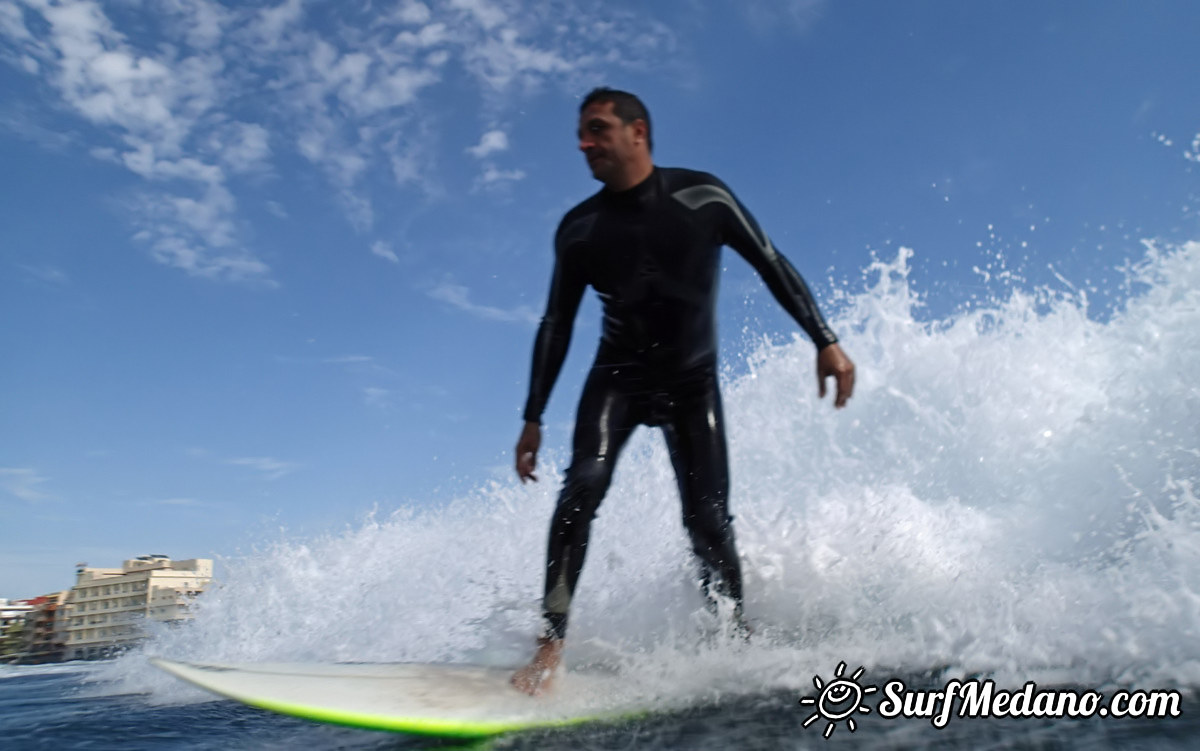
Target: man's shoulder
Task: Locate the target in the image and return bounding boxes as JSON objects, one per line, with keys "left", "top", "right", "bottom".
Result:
{"left": 658, "top": 166, "right": 728, "bottom": 193}
{"left": 658, "top": 167, "right": 744, "bottom": 215}
{"left": 555, "top": 193, "right": 602, "bottom": 248}
{"left": 559, "top": 191, "right": 602, "bottom": 223}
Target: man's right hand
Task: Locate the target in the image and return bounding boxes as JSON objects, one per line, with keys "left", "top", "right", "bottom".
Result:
{"left": 515, "top": 421, "right": 541, "bottom": 483}
{"left": 817, "top": 342, "right": 855, "bottom": 409}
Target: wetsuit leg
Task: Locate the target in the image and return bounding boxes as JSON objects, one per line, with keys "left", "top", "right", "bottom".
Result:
{"left": 660, "top": 371, "right": 744, "bottom": 619}
{"left": 541, "top": 365, "right": 641, "bottom": 640}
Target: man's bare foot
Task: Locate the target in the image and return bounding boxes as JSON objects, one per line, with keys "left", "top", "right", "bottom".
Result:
{"left": 510, "top": 638, "right": 564, "bottom": 696}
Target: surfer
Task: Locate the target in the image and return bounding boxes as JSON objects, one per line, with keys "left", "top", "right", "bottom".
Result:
{"left": 511, "top": 88, "right": 855, "bottom": 696}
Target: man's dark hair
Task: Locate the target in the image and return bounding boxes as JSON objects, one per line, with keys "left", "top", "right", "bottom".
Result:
{"left": 580, "top": 87, "right": 653, "bottom": 153}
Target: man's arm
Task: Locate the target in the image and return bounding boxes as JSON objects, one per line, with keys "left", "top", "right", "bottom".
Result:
{"left": 522, "top": 233, "right": 586, "bottom": 424}
{"left": 704, "top": 177, "right": 838, "bottom": 350}
{"left": 516, "top": 228, "right": 586, "bottom": 483}
{"left": 678, "top": 174, "right": 854, "bottom": 406}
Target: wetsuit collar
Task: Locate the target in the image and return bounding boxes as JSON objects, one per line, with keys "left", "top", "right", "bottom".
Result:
{"left": 600, "top": 167, "right": 659, "bottom": 209}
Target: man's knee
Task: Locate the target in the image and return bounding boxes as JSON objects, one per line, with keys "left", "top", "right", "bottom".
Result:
{"left": 552, "top": 458, "right": 613, "bottom": 523}
{"left": 565, "top": 456, "right": 614, "bottom": 495}
{"left": 683, "top": 506, "right": 734, "bottom": 548}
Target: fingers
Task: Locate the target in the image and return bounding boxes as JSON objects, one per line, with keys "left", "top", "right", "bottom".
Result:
{"left": 515, "top": 422, "right": 542, "bottom": 483}
{"left": 515, "top": 451, "right": 538, "bottom": 483}
{"left": 817, "top": 345, "right": 855, "bottom": 409}
{"left": 516, "top": 444, "right": 537, "bottom": 482}
{"left": 835, "top": 371, "right": 852, "bottom": 408}
{"left": 832, "top": 364, "right": 856, "bottom": 408}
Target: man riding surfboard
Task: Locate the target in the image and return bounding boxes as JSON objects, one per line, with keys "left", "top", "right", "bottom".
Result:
{"left": 512, "top": 88, "right": 855, "bottom": 695}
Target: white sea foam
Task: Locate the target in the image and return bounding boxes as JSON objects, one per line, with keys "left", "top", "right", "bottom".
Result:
{"left": 95, "top": 239, "right": 1200, "bottom": 705}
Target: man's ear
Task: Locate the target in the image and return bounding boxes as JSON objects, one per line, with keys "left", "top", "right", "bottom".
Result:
{"left": 632, "top": 119, "right": 648, "bottom": 146}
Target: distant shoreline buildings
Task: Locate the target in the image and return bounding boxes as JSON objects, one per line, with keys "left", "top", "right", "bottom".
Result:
{"left": 0, "top": 555, "right": 213, "bottom": 664}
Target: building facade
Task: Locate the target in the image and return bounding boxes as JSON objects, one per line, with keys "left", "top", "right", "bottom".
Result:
{"left": 0, "top": 598, "right": 35, "bottom": 662}
{"left": 17, "top": 592, "right": 69, "bottom": 664}
{"left": 63, "top": 555, "right": 213, "bottom": 661}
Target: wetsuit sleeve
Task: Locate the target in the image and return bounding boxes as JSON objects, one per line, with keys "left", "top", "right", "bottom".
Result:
{"left": 713, "top": 177, "right": 838, "bottom": 350}
{"left": 522, "top": 226, "right": 586, "bottom": 423}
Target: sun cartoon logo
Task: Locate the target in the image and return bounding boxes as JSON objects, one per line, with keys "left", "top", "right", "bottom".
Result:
{"left": 798, "top": 661, "right": 877, "bottom": 738}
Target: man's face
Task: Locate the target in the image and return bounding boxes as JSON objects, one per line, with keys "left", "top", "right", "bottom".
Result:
{"left": 577, "top": 100, "right": 642, "bottom": 184}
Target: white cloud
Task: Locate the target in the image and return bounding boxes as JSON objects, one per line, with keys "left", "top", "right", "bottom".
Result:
{"left": 360, "top": 66, "right": 440, "bottom": 114}
{"left": 159, "top": 0, "right": 230, "bottom": 50}
{"left": 477, "top": 165, "right": 526, "bottom": 186}
{"left": 363, "top": 387, "right": 391, "bottom": 408}
{"left": 228, "top": 456, "right": 299, "bottom": 480}
{"left": 129, "top": 180, "right": 273, "bottom": 284}
{"left": 0, "top": 107, "right": 75, "bottom": 150}
{"left": 321, "top": 355, "right": 375, "bottom": 364}
{"left": 385, "top": 120, "right": 442, "bottom": 196}
{"left": 394, "top": 21, "right": 449, "bottom": 49}
{"left": 18, "top": 264, "right": 69, "bottom": 285}
{"left": 4, "top": 0, "right": 271, "bottom": 283}
{"left": 448, "top": 0, "right": 507, "bottom": 31}
{"left": 119, "top": 144, "right": 222, "bottom": 183}
{"left": 251, "top": 0, "right": 305, "bottom": 51}
{"left": 394, "top": 1, "right": 432, "bottom": 26}
{"left": 1185, "top": 131, "right": 1200, "bottom": 163}
{"left": 212, "top": 122, "right": 272, "bottom": 174}
{"left": 466, "top": 128, "right": 508, "bottom": 158}
{"left": 154, "top": 497, "right": 205, "bottom": 507}
{"left": 428, "top": 281, "right": 538, "bottom": 324}
{"left": 339, "top": 187, "right": 375, "bottom": 233}
{"left": 1, "top": 0, "right": 678, "bottom": 277}
{"left": 0, "top": 2, "right": 32, "bottom": 44}
{"left": 390, "top": 147, "right": 420, "bottom": 185}
{"left": 35, "top": 5, "right": 211, "bottom": 153}
{"left": 0, "top": 467, "right": 52, "bottom": 503}
{"left": 742, "top": 0, "right": 827, "bottom": 34}
{"left": 462, "top": 27, "right": 574, "bottom": 93}
{"left": 371, "top": 240, "right": 400, "bottom": 264}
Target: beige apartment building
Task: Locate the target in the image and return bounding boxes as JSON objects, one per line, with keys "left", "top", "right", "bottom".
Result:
{"left": 63, "top": 555, "right": 213, "bottom": 661}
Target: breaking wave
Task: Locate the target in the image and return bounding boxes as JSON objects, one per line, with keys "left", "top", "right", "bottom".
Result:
{"left": 96, "top": 239, "right": 1200, "bottom": 706}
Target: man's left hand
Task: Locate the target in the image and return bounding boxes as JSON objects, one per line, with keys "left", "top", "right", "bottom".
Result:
{"left": 817, "top": 343, "right": 855, "bottom": 408}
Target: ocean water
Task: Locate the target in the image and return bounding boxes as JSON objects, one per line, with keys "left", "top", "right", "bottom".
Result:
{"left": 3, "top": 240, "right": 1199, "bottom": 749}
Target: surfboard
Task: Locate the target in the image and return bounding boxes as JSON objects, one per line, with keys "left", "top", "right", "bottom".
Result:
{"left": 150, "top": 658, "right": 648, "bottom": 738}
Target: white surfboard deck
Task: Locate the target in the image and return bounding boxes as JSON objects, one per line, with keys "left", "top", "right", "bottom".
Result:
{"left": 151, "top": 658, "right": 649, "bottom": 738}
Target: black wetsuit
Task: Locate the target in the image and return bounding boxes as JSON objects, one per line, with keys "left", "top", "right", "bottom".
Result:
{"left": 523, "top": 167, "right": 837, "bottom": 640}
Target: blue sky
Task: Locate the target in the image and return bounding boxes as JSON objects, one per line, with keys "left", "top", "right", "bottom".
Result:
{"left": 2, "top": 0, "right": 1197, "bottom": 599}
